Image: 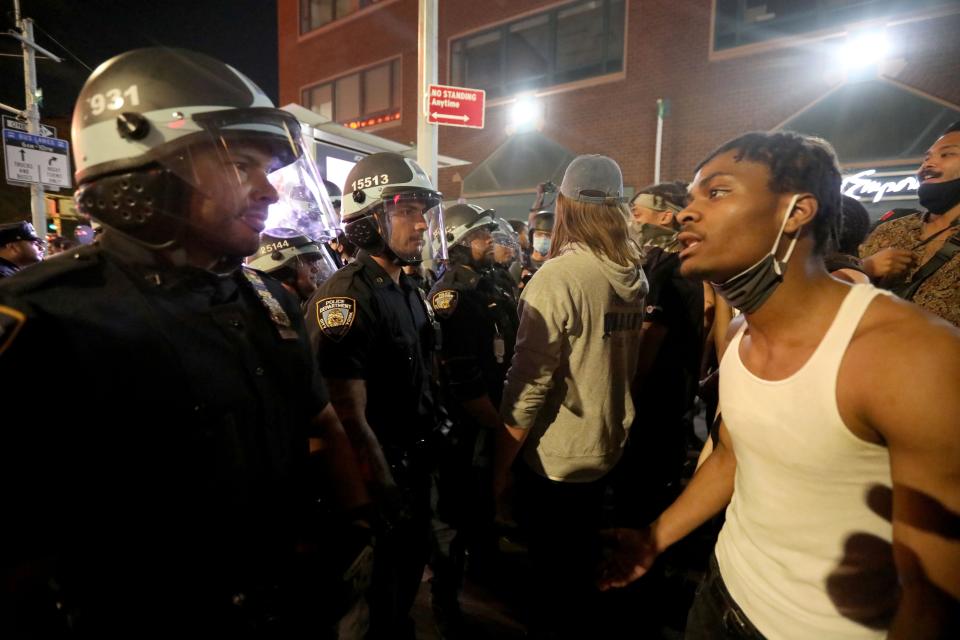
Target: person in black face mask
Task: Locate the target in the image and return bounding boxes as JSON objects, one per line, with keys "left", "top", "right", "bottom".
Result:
{"left": 598, "top": 131, "right": 960, "bottom": 640}
{"left": 860, "top": 120, "right": 960, "bottom": 326}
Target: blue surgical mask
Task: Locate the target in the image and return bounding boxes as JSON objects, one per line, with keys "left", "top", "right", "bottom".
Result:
{"left": 533, "top": 236, "right": 551, "bottom": 256}
{"left": 712, "top": 195, "right": 800, "bottom": 314}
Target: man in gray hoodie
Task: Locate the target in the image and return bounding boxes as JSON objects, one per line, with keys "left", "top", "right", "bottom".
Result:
{"left": 495, "top": 155, "right": 648, "bottom": 638}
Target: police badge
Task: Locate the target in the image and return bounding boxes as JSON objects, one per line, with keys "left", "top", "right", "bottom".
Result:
{"left": 431, "top": 289, "right": 458, "bottom": 317}
{"left": 315, "top": 297, "right": 357, "bottom": 342}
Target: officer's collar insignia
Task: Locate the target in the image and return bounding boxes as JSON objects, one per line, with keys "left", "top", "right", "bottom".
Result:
{"left": 0, "top": 304, "right": 26, "bottom": 356}
{"left": 241, "top": 268, "right": 299, "bottom": 340}
{"left": 431, "top": 289, "right": 458, "bottom": 317}
{"left": 315, "top": 297, "right": 357, "bottom": 342}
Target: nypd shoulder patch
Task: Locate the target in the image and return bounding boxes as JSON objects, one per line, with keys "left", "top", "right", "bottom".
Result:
{"left": 431, "top": 289, "right": 459, "bottom": 317}
{"left": 0, "top": 304, "right": 26, "bottom": 356}
{"left": 315, "top": 297, "right": 357, "bottom": 342}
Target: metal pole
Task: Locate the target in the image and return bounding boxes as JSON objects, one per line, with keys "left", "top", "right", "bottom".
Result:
{"left": 417, "top": 0, "right": 438, "bottom": 185}
{"left": 14, "top": 0, "right": 47, "bottom": 235}
{"left": 654, "top": 98, "right": 664, "bottom": 185}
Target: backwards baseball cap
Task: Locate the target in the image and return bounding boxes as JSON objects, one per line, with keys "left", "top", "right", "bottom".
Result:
{"left": 559, "top": 154, "right": 625, "bottom": 204}
{"left": 0, "top": 221, "right": 41, "bottom": 246}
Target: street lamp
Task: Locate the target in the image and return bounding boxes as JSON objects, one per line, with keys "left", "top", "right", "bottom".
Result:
{"left": 838, "top": 30, "right": 890, "bottom": 72}
{"left": 509, "top": 95, "right": 542, "bottom": 133}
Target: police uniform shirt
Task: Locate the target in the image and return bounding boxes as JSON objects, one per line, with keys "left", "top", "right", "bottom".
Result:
{"left": 0, "top": 234, "right": 329, "bottom": 612}
{"left": 429, "top": 264, "right": 518, "bottom": 409}
{"left": 306, "top": 250, "right": 434, "bottom": 449}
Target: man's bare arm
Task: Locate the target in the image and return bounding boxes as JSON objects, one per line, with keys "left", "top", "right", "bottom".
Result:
{"left": 599, "top": 419, "right": 736, "bottom": 589}
{"left": 462, "top": 394, "right": 504, "bottom": 432}
{"left": 653, "top": 419, "right": 737, "bottom": 552}
{"left": 858, "top": 310, "right": 960, "bottom": 638}
{"left": 324, "top": 377, "right": 396, "bottom": 495}
{"left": 308, "top": 402, "right": 371, "bottom": 512}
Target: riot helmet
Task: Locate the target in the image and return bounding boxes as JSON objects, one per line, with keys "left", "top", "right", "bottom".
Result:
{"left": 341, "top": 152, "right": 444, "bottom": 264}
{"left": 435, "top": 203, "right": 498, "bottom": 267}
{"left": 71, "top": 47, "right": 336, "bottom": 250}
{"left": 530, "top": 210, "right": 554, "bottom": 256}
{"left": 492, "top": 217, "right": 521, "bottom": 266}
{"left": 248, "top": 228, "right": 337, "bottom": 299}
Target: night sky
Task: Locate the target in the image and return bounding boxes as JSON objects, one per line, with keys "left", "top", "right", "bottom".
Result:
{"left": 0, "top": 0, "right": 278, "bottom": 119}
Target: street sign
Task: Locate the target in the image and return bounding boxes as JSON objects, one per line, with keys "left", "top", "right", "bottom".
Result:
{"left": 426, "top": 84, "right": 485, "bottom": 129}
{"left": 2, "top": 114, "right": 57, "bottom": 138}
{"left": 3, "top": 129, "right": 72, "bottom": 189}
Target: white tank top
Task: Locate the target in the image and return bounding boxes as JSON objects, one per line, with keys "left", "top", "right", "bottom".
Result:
{"left": 714, "top": 284, "right": 894, "bottom": 640}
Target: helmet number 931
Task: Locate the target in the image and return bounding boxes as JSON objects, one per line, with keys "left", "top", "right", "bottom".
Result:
{"left": 88, "top": 85, "right": 141, "bottom": 116}
{"left": 351, "top": 174, "right": 389, "bottom": 191}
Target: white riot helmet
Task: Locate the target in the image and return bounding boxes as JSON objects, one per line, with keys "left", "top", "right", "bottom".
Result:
{"left": 72, "top": 47, "right": 337, "bottom": 248}
{"left": 431, "top": 203, "right": 498, "bottom": 259}
{"left": 341, "top": 152, "right": 445, "bottom": 265}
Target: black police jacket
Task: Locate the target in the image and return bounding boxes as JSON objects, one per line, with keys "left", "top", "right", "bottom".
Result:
{"left": 0, "top": 256, "right": 20, "bottom": 278}
{"left": 428, "top": 264, "right": 518, "bottom": 412}
{"left": 0, "top": 237, "right": 329, "bottom": 630}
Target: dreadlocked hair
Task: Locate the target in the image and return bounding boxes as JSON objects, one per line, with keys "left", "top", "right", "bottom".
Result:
{"left": 696, "top": 131, "right": 842, "bottom": 254}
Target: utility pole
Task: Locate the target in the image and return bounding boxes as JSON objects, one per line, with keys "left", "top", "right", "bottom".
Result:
{"left": 10, "top": 0, "right": 59, "bottom": 235}
{"left": 416, "top": 0, "right": 438, "bottom": 185}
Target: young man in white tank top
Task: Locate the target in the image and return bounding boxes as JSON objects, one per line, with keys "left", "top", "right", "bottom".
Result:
{"left": 598, "top": 131, "right": 960, "bottom": 639}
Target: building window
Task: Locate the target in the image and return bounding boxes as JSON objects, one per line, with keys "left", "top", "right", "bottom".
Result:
{"left": 300, "top": 0, "right": 381, "bottom": 34}
{"left": 302, "top": 58, "right": 402, "bottom": 130}
{"left": 451, "top": 0, "right": 625, "bottom": 99}
{"left": 713, "top": 0, "right": 952, "bottom": 51}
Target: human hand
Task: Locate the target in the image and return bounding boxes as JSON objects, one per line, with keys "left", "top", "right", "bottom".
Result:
{"left": 597, "top": 527, "right": 660, "bottom": 590}
{"left": 863, "top": 248, "right": 914, "bottom": 280}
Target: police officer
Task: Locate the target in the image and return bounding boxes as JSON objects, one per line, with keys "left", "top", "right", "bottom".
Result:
{"left": 0, "top": 47, "right": 371, "bottom": 635}
{"left": 305, "top": 152, "right": 444, "bottom": 640}
{"left": 249, "top": 227, "right": 338, "bottom": 305}
{"left": 488, "top": 216, "right": 522, "bottom": 301}
{"left": 528, "top": 210, "right": 554, "bottom": 273}
{"left": 427, "top": 203, "right": 519, "bottom": 627}
{"left": 0, "top": 221, "right": 44, "bottom": 277}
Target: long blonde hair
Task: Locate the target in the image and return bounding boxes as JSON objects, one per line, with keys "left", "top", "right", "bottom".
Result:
{"left": 550, "top": 193, "right": 640, "bottom": 267}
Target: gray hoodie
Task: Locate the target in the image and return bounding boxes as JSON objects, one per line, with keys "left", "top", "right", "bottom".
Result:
{"left": 501, "top": 243, "right": 648, "bottom": 482}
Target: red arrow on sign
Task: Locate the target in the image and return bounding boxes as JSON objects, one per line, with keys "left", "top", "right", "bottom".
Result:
{"left": 427, "top": 84, "right": 485, "bottom": 129}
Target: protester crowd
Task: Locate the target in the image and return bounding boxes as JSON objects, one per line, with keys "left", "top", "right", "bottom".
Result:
{"left": 1, "top": 47, "right": 958, "bottom": 640}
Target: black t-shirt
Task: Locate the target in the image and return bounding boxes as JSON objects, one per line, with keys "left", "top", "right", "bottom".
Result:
{"left": 637, "top": 248, "right": 704, "bottom": 426}
{"left": 306, "top": 251, "right": 435, "bottom": 449}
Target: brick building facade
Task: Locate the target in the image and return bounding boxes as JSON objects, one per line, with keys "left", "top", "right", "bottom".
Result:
{"left": 278, "top": 0, "right": 960, "bottom": 216}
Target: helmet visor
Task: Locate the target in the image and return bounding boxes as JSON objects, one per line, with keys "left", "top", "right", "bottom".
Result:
{"left": 380, "top": 190, "right": 445, "bottom": 263}
{"left": 154, "top": 109, "right": 339, "bottom": 243}
{"left": 264, "top": 136, "right": 340, "bottom": 242}
{"left": 492, "top": 218, "right": 521, "bottom": 262}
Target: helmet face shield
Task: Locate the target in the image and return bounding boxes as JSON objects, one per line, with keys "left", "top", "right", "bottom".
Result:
{"left": 264, "top": 137, "right": 340, "bottom": 243}
{"left": 492, "top": 218, "right": 521, "bottom": 263}
{"left": 158, "top": 109, "right": 301, "bottom": 193}
{"left": 379, "top": 190, "right": 445, "bottom": 264}
{"left": 298, "top": 249, "right": 339, "bottom": 288}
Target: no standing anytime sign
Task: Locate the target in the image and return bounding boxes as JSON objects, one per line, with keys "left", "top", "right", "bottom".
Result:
{"left": 426, "top": 84, "right": 485, "bottom": 129}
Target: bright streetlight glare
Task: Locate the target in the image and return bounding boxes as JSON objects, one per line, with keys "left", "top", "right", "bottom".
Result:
{"left": 839, "top": 31, "right": 890, "bottom": 70}
{"left": 510, "top": 95, "right": 541, "bottom": 130}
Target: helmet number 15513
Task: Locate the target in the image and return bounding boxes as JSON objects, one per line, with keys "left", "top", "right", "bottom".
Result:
{"left": 88, "top": 85, "right": 141, "bottom": 117}
{"left": 351, "top": 174, "right": 389, "bottom": 191}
